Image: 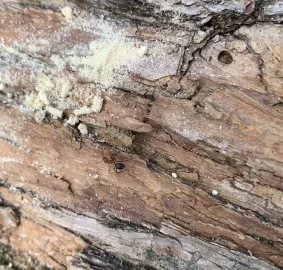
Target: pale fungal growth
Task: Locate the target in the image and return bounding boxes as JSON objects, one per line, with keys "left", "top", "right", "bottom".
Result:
{"left": 34, "top": 109, "right": 46, "bottom": 124}
{"left": 60, "top": 79, "right": 72, "bottom": 98}
{"left": 37, "top": 91, "right": 50, "bottom": 106}
{"left": 74, "top": 107, "right": 93, "bottom": 116}
{"left": 212, "top": 189, "right": 219, "bottom": 196}
{"left": 20, "top": 14, "right": 146, "bottom": 124}
{"left": 0, "top": 83, "right": 4, "bottom": 90}
{"left": 0, "top": 158, "right": 19, "bottom": 163}
{"left": 66, "top": 115, "right": 79, "bottom": 125}
{"left": 25, "top": 73, "right": 55, "bottom": 111}
{"left": 35, "top": 73, "right": 55, "bottom": 93}
{"left": 92, "top": 95, "right": 104, "bottom": 113}
{"left": 78, "top": 123, "right": 88, "bottom": 135}
{"left": 9, "top": 185, "right": 17, "bottom": 192}
{"left": 50, "top": 55, "right": 66, "bottom": 71}
{"left": 68, "top": 36, "right": 147, "bottom": 89}
{"left": 172, "top": 172, "right": 178, "bottom": 178}
{"left": 45, "top": 106, "right": 63, "bottom": 119}
{"left": 61, "top": 6, "right": 74, "bottom": 22}
{"left": 25, "top": 93, "right": 45, "bottom": 111}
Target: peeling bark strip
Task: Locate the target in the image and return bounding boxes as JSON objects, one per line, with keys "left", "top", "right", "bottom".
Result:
{"left": 0, "top": 0, "right": 283, "bottom": 269}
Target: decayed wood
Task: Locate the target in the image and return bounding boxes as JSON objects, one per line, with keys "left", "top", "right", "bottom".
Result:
{"left": 0, "top": 0, "right": 283, "bottom": 269}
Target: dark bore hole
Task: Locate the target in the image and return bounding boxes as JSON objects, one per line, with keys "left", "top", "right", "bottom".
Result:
{"left": 218, "top": 50, "right": 233, "bottom": 65}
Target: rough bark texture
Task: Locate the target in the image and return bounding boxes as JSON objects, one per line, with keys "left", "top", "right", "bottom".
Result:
{"left": 0, "top": 0, "right": 283, "bottom": 269}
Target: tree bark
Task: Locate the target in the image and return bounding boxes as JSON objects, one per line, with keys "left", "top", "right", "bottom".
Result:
{"left": 0, "top": 0, "right": 283, "bottom": 269}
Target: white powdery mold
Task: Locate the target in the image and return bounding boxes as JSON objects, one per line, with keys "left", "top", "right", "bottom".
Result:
{"left": 212, "top": 189, "right": 219, "bottom": 196}
{"left": 78, "top": 123, "right": 88, "bottom": 135}
{"left": 34, "top": 109, "right": 46, "bottom": 124}
{"left": 61, "top": 6, "right": 74, "bottom": 22}
{"left": 67, "top": 115, "right": 79, "bottom": 125}
{"left": 20, "top": 15, "right": 147, "bottom": 123}
{"left": 59, "top": 78, "right": 73, "bottom": 98}
{"left": 37, "top": 91, "right": 50, "bottom": 106}
{"left": 172, "top": 172, "right": 178, "bottom": 178}
{"left": 0, "top": 158, "right": 19, "bottom": 164}
{"left": 74, "top": 106, "right": 93, "bottom": 116}
{"left": 92, "top": 95, "right": 104, "bottom": 113}
{"left": 25, "top": 93, "right": 45, "bottom": 111}
{"left": 50, "top": 54, "right": 67, "bottom": 71}
{"left": 46, "top": 106, "right": 63, "bottom": 119}
{"left": 24, "top": 73, "right": 54, "bottom": 111}
{"left": 35, "top": 73, "right": 55, "bottom": 93}
{"left": 67, "top": 34, "right": 147, "bottom": 89}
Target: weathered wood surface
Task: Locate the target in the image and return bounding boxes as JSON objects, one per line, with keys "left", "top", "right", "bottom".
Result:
{"left": 0, "top": 0, "right": 283, "bottom": 269}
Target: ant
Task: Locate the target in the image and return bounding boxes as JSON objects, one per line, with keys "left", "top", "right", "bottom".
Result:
{"left": 103, "top": 155, "right": 125, "bottom": 173}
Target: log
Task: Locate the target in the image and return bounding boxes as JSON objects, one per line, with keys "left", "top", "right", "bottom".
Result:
{"left": 0, "top": 0, "right": 283, "bottom": 269}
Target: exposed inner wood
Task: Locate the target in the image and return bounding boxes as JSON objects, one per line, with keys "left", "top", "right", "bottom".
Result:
{"left": 0, "top": 0, "right": 283, "bottom": 269}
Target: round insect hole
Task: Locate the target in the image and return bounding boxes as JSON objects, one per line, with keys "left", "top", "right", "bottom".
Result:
{"left": 217, "top": 50, "right": 233, "bottom": 65}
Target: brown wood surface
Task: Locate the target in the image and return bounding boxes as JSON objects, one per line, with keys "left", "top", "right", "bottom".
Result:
{"left": 0, "top": 1, "right": 283, "bottom": 269}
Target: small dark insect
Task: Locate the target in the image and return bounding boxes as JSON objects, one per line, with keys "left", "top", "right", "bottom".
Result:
{"left": 103, "top": 156, "right": 125, "bottom": 173}
{"left": 115, "top": 162, "right": 125, "bottom": 171}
